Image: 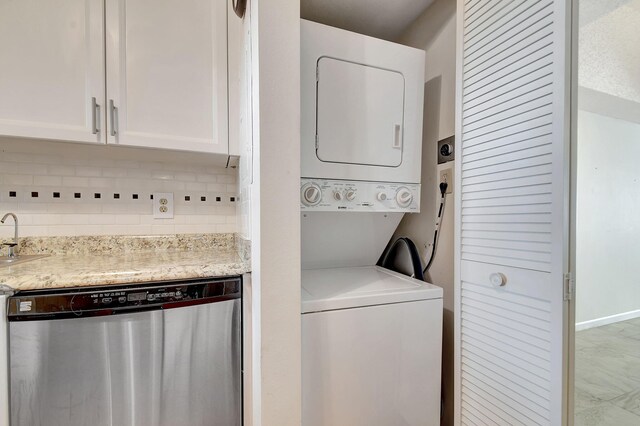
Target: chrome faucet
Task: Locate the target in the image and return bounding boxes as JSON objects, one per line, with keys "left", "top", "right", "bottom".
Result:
{"left": 1, "top": 213, "right": 18, "bottom": 258}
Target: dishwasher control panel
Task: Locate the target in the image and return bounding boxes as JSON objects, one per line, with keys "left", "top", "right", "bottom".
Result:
{"left": 7, "top": 277, "right": 241, "bottom": 320}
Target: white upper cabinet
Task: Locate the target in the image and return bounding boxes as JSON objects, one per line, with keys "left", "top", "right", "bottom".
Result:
{"left": 0, "top": 0, "right": 105, "bottom": 143}
{"left": 0, "top": 0, "right": 230, "bottom": 155}
{"left": 105, "top": 0, "right": 229, "bottom": 154}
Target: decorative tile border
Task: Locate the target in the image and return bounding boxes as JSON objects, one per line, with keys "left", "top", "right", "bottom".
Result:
{"left": 0, "top": 142, "right": 238, "bottom": 238}
{"left": 3, "top": 189, "right": 237, "bottom": 203}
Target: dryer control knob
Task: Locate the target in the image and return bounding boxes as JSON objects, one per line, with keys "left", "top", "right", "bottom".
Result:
{"left": 377, "top": 192, "right": 388, "bottom": 201}
{"left": 333, "top": 190, "right": 344, "bottom": 201}
{"left": 345, "top": 190, "right": 356, "bottom": 201}
{"left": 301, "top": 183, "right": 322, "bottom": 206}
{"left": 396, "top": 188, "right": 413, "bottom": 208}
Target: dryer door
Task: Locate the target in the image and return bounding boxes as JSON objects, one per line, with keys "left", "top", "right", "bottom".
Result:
{"left": 316, "top": 58, "right": 404, "bottom": 168}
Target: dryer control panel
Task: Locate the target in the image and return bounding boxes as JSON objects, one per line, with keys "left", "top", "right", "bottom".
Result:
{"left": 300, "top": 179, "right": 420, "bottom": 212}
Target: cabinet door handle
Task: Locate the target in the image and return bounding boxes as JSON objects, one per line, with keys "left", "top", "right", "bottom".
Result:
{"left": 109, "top": 99, "right": 118, "bottom": 137}
{"left": 91, "top": 97, "right": 100, "bottom": 134}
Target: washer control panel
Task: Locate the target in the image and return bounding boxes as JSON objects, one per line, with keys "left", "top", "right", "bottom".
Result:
{"left": 301, "top": 179, "right": 420, "bottom": 212}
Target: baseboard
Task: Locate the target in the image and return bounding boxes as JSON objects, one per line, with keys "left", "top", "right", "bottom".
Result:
{"left": 576, "top": 309, "right": 640, "bottom": 331}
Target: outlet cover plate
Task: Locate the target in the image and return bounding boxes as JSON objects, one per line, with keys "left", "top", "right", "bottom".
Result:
{"left": 153, "top": 192, "right": 174, "bottom": 219}
{"left": 439, "top": 168, "right": 454, "bottom": 194}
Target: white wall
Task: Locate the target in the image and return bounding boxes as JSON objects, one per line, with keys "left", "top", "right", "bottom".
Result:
{"left": 394, "top": 0, "right": 456, "bottom": 424}
{"left": 576, "top": 109, "right": 640, "bottom": 326}
{"left": 229, "top": 2, "right": 254, "bottom": 242}
{"left": 0, "top": 139, "right": 237, "bottom": 239}
{"left": 396, "top": 0, "right": 456, "bottom": 292}
{"left": 574, "top": 2, "right": 640, "bottom": 329}
{"left": 399, "top": 0, "right": 456, "bottom": 143}
{"left": 228, "top": 4, "right": 258, "bottom": 424}
{"left": 247, "top": 0, "right": 301, "bottom": 424}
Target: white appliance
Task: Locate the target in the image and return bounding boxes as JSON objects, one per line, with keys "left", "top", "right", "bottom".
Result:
{"left": 301, "top": 19, "right": 426, "bottom": 269}
{"left": 301, "top": 20, "right": 424, "bottom": 184}
{"left": 302, "top": 267, "right": 442, "bottom": 426}
{"left": 301, "top": 179, "right": 420, "bottom": 269}
{"left": 300, "top": 20, "right": 443, "bottom": 426}
{"left": 5, "top": 278, "right": 241, "bottom": 426}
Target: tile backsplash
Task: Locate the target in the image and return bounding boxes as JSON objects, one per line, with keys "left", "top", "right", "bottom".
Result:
{"left": 0, "top": 140, "right": 237, "bottom": 239}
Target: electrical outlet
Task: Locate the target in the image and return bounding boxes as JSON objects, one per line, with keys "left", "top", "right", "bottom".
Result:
{"left": 439, "top": 168, "right": 453, "bottom": 194}
{"left": 153, "top": 193, "right": 174, "bottom": 219}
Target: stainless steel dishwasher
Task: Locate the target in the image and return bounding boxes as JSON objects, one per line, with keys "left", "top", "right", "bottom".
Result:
{"left": 6, "top": 277, "right": 241, "bottom": 426}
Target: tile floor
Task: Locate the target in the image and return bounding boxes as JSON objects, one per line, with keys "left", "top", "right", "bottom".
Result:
{"left": 575, "top": 317, "right": 640, "bottom": 425}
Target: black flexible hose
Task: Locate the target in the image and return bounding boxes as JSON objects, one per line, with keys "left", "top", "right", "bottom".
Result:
{"left": 423, "top": 181, "right": 448, "bottom": 274}
{"left": 380, "top": 237, "right": 425, "bottom": 281}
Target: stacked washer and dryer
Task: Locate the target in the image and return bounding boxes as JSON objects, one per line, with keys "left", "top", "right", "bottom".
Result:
{"left": 300, "top": 20, "right": 444, "bottom": 426}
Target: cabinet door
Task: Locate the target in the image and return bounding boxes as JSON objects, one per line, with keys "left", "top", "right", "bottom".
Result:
{"left": 105, "top": 0, "right": 228, "bottom": 154}
{"left": 455, "top": 0, "right": 571, "bottom": 424}
{"left": 0, "top": 0, "right": 105, "bottom": 143}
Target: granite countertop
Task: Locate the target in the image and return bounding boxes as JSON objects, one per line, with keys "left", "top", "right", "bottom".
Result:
{"left": 0, "top": 234, "right": 251, "bottom": 292}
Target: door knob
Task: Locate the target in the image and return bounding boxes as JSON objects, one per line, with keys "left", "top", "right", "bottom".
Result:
{"left": 490, "top": 273, "right": 507, "bottom": 287}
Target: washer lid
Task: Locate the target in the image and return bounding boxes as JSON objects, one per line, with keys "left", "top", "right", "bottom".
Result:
{"left": 301, "top": 266, "right": 442, "bottom": 313}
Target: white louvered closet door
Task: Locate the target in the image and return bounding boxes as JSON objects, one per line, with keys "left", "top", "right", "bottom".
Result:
{"left": 455, "top": 0, "right": 571, "bottom": 425}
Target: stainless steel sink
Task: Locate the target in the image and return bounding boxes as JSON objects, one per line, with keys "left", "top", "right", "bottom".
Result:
{"left": 0, "top": 255, "right": 49, "bottom": 268}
